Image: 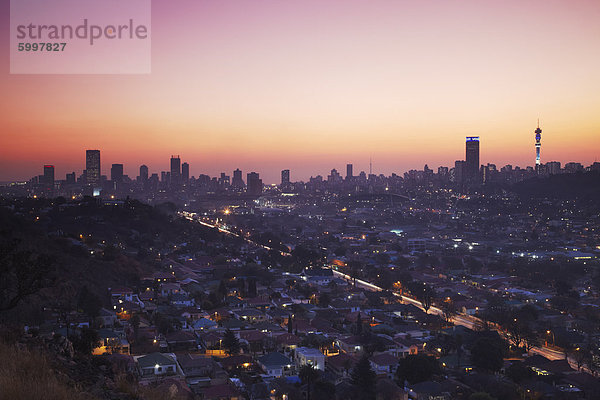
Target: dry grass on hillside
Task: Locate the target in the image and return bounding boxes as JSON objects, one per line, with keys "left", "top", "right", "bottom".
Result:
{"left": 0, "top": 342, "right": 92, "bottom": 400}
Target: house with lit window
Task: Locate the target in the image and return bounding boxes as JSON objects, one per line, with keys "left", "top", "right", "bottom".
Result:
{"left": 294, "top": 347, "right": 325, "bottom": 370}
{"left": 257, "top": 352, "right": 293, "bottom": 378}
{"left": 136, "top": 352, "right": 179, "bottom": 378}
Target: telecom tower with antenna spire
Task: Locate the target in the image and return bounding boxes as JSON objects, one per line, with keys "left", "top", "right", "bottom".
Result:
{"left": 535, "top": 120, "right": 542, "bottom": 171}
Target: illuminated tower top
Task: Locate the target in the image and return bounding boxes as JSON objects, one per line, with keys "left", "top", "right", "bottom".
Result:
{"left": 535, "top": 120, "right": 542, "bottom": 166}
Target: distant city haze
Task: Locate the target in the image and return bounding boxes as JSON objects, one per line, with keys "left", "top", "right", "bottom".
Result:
{"left": 1, "top": 0, "right": 599, "bottom": 183}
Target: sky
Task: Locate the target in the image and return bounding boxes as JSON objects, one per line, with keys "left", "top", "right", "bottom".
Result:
{"left": 1, "top": 0, "right": 600, "bottom": 184}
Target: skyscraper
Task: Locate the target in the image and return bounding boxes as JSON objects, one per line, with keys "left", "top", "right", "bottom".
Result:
{"left": 111, "top": 164, "right": 124, "bottom": 183}
{"left": 139, "top": 165, "right": 149, "bottom": 182}
{"left": 454, "top": 160, "right": 466, "bottom": 184}
{"left": 247, "top": 172, "right": 263, "bottom": 196}
{"left": 232, "top": 168, "right": 244, "bottom": 189}
{"left": 181, "top": 162, "right": 190, "bottom": 183}
{"left": 346, "top": 164, "right": 353, "bottom": 180}
{"left": 465, "top": 137, "right": 480, "bottom": 183}
{"left": 535, "top": 120, "right": 542, "bottom": 168}
{"left": 170, "top": 156, "right": 181, "bottom": 187}
{"left": 43, "top": 165, "right": 55, "bottom": 191}
{"left": 66, "top": 172, "right": 76, "bottom": 185}
{"left": 86, "top": 150, "right": 100, "bottom": 185}
{"left": 281, "top": 169, "right": 290, "bottom": 186}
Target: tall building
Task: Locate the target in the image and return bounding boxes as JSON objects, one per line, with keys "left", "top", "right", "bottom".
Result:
{"left": 181, "top": 162, "right": 190, "bottom": 183}
{"left": 535, "top": 120, "right": 542, "bottom": 168}
{"left": 232, "top": 168, "right": 245, "bottom": 189}
{"left": 170, "top": 156, "right": 181, "bottom": 187}
{"left": 111, "top": 163, "right": 124, "bottom": 183}
{"left": 139, "top": 165, "right": 149, "bottom": 182}
{"left": 346, "top": 164, "right": 353, "bottom": 180}
{"left": 454, "top": 160, "right": 466, "bottom": 184}
{"left": 547, "top": 161, "right": 561, "bottom": 175}
{"left": 66, "top": 172, "right": 76, "bottom": 185}
{"left": 86, "top": 150, "right": 101, "bottom": 185}
{"left": 465, "top": 137, "right": 480, "bottom": 183}
{"left": 43, "top": 165, "right": 55, "bottom": 191}
{"left": 247, "top": 172, "right": 263, "bottom": 196}
{"left": 281, "top": 169, "right": 290, "bottom": 186}
{"left": 218, "top": 173, "right": 230, "bottom": 188}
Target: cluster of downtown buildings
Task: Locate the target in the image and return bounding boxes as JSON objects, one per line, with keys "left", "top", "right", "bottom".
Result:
{"left": 5, "top": 124, "right": 600, "bottom": 201}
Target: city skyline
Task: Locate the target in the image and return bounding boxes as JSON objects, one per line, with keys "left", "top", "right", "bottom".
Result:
{"left": 1, "top": 0, "right": 600, "bottom": 183}
{"left": 4, "top": 122, "right": 598, "bottom": 185}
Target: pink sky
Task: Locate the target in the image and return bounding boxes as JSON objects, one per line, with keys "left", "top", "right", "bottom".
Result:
{"left": 1, "top": 0, "right": 599, "bottom": 183}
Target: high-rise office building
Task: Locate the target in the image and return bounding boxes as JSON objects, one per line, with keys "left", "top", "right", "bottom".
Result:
{"left": 346, "top": 164, "right": 353, "bottom": 180}
{"left": 247, "top": 172, "right": 263, "bottom": 196}
{"left": 281, "top": 169, "right": 290, "bottom": 186}
{"left": 547, "top": 161, "right": 561, "bottom": 175}
{"left": 86, "top": 150, "right": 100, "bottom": 185}
{"left": 149, "top": 173, "right": 159, "bottom": 191}
{"left": 218, "top": 173, "right": 230, "bottom": 188}
{"left": 535, "top": 120, "right": 542, "bottom": 168}
{"left": 43, "top": 165, "right": 55, "bottom": 191}
{"left": 182, "top": 162, "right": 190, "bottom": 183}
{"left": 170, "top": 156, "right": 181, "bottom": 187}
{"left": 454, "top": 160, "right": 466, "bottom": 184}
{"left": 465, "top": 137, "right": 480, "bottom": 183}
{"left": 66, "top": 172, "right": 76, "bottom": 185}
{"left": 139, "top": 165, "right": 149, "bottom": 182}
{"left": 232, "top": 168, "right": 245, "bottom": 189}
{"left": 111, "top": 164, "right": 124, "bottom": 183}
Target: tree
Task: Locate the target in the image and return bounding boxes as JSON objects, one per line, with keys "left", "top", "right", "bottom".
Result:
{"left": 217, "top": 280, "right": 227, "bottom": 300}
{"left": 237, "top": 278, "right": 246, "bottom": 297}
{"left": 153, "top": 313, "right": 174, "bottom": 334}
{"left": 441, "top": 299, "right": 456, "bottom": 323}
{"left": 299, "top": 364, "right": 322, "bottom": 400}
{"left": 312, "top": 380, "right": 336, "bottom": 400}
{"left": 130, "top": 314, "right": 140, "bottom": 341}
{"left": 417, "top": 283, "right": 435, "bottom": 314}
{"left": 396, "top": 354, "right": 440, "bottom": 385}
{"left": 350, "top": 356, "right": 376, "bottom": 400}
{"left": 77, "top": 286, "right": 102, "bottom": 323}
{"left": 470, "top": 335, "right": 506, "bottom": 373}
{"left": 0, "top": 240, "right": 54, "bottom": 312}
{"left": 550, "top": 296, "right": 579, "bottom": 313}
{"left": 506, "top": 305, "right": 538, "bottom": 351}
{"left": 223, "top": 329, "right": 240, "bottom": 355}
{"left": 71, "top": 327, "right": 99, "bottom": 355}
{"left": 334, "top": 246, "right": 346, "bottom": 257}
{"left": 318, "top": 292, "right": 331, "bottom": 307}
{"left": 505, "top": 361, "right": 534, "bottom": 384}
{"left": 247, "top": 278, "right": 257, "bottom": 298}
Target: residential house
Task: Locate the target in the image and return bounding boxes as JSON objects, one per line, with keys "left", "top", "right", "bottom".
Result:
{"left": 257, "top": 352, "right": 293, "bottom": 378}
{"left": 326, "top": 353, "right": 358, "bottom": 381}
{"left": 201, "top": 384, "right": 242, "bottom": 400}
{"left": 192, "top": 317, "right": 218, "bottom": 332}
{"left": 165, "top": 331, "right": 198, "bottom": 352}
{"left": 232, "top": 308, "right": 268, "bottom": 324}
{"left": 136, "top": 352, "right": 179, "bottom": 378}
{"left": 177, "top": 353, "right": 228, "bottom": 388}
{"left": 295, "top": 347, "right": 325, "bottom": 371}
{"left": 369, "top": 353, "right": 399, "bottom": 379}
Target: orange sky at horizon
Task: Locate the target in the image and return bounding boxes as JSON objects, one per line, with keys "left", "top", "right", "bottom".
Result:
{"left": 1, "top": 0, "right": 599, "bottom": 183}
